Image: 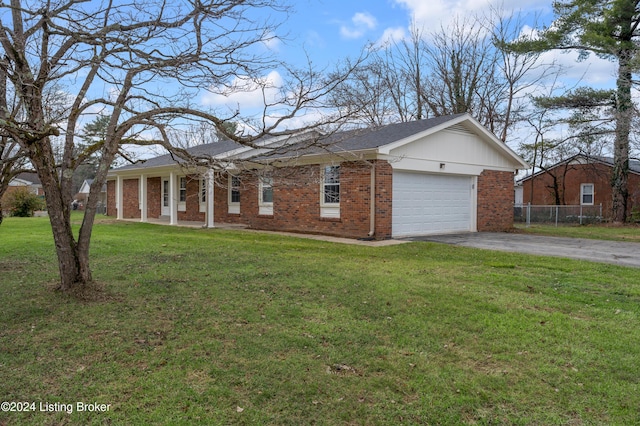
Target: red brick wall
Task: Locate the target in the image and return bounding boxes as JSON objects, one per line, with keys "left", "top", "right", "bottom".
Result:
{"left": 147, "top": 177, "right": 161, "bottom": 218}
{"left": 213, "top": 173, "right": 244, "bottom": 225}
{"left": 477, "top": 170, "right": 514, "bottom": 232}
{"left": 122, "top": 178, "right": 140, "bottom": 218}
{"left": 210, "top": 161, "right": 392, "bottom": 239}
{"left": 178, "top": 176, "right": 205, "bottom": 222}
{"left": 374, "top": 161, "right": 393, "bottom": 239}
{"left": 521, "top": 163, "right": 640, "bottom": 219}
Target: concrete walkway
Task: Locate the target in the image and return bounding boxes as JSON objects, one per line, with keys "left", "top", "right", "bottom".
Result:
{"left": 407, "top": 232, "right": 640, "bottom": 268}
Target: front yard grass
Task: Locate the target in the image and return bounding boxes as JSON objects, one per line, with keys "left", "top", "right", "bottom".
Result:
{"left": 516, "top": 222, "right": 640, "bottom": 242}
{"left": 1, "top": 216, "right": 639, "bottom": 425}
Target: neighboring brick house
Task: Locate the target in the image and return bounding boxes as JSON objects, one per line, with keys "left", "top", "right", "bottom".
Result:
{"left": 106, "top": 114, "right": 528, "bottom": 239}
{"left": 518, "top": 154, "right": 640, "bottom": 219}
{"left": 2, "top": 172, "right": 44, "bottom": 205}
{"left": 5, "top": 173, "right": 44, "bottom": 196}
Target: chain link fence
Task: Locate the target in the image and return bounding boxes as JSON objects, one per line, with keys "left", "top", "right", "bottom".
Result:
{"left": 514, "top": 203, "right": 603, "bottom": 226}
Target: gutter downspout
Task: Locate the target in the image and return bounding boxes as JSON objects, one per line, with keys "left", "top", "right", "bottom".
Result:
{"left": 368, "top": 162, "right": 376, "bottom": 237}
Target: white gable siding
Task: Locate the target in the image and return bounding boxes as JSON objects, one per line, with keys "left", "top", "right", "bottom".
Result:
{"left": 388, "top": 128, "right": 516, "bottom": 173}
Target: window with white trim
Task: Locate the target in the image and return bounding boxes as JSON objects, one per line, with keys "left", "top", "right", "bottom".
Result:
{"left": 199, "top": 178, "right": 207, "bottom": 213}
{"left": 200, "top": 179, "right": 206, "bottom": 203}
{"left": 259, "top": 176, "right": 274, "bottom": 216}
{"left": 323, "top": 165, "right": 340, "bottom": 204}
{"left": 162, "top": 179, "right": 169, "bottom": 208}
{"left": 228, "top": 175, "right": 240, "bottom": 214}
{"left": 321, "top": 165, "right": 340, "bottom": 218}
{"left": 230, "top": 176, "right": 240, "bottom": 203}
{"left": 179, "top": 177, "right": 187, "bottom": 202}
{"left": 581, "top": 183, "right": 594, "bottom": 205}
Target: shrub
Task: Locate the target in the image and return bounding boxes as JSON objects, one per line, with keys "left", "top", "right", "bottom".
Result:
{"left": 6, "top": 187, "right": 45, "bottom": 217}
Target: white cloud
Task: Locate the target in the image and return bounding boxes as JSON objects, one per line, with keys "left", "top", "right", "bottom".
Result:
{"left": 262, "top": 32, "right": 282, "bottom": 52}
{"left": 340, "top": 12, "right": 378, "bottom": 39}
{"left": 376, "top": 27, "right": 407, "bottom": 48}
{"left": 392, "top": 0, "right": 550, "bottom": 37}
{"left": 201, "top": 70, "right": 284, "bottom": 111}
{"left": 513, "top": 24, "right": 617, "bottom": 89}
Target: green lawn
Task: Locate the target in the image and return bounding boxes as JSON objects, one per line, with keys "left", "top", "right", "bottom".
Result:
{"left": 516, "top": 222, "right": 640, "bottom": 242}
{"left": 1, "top": 216, "right": 639, "bottom": 425}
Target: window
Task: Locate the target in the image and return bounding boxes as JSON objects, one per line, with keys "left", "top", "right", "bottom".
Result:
{"left": 230, "top": 176, "right": 240, "bottom": 204}
{"left": 323, "top": 165, "right": 340, "bottom": 204}
{"left": 581, "top": 183, "right": 594, "bottom": 205}
{"left": 199, "top": 178, "right": 207, "bottom": 213}
{"left": 260, "top": 177, "right": 273, "bottom": 204}
{"left": 320, "top": 165, "right": 340, "bottom": 219}
{"left": 179, "top": 177, "right": 187, "bottom": 202}
{"left": 259, "top": 176, "right": 273, "bottom": 216}
{"left": 200, "top": 179, "right": 206, "bottom": 203}
{"left": 162, "top": 179, "right": 169, "bottom": 207}
{"left": 228, "top": 175, "right": 240, "bottom": 214}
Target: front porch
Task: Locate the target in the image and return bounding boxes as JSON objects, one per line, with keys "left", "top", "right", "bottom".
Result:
{"left": 113, "top": 170, "right": 218, "bottom": 227}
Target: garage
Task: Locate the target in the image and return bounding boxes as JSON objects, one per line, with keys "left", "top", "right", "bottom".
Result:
{"left": 392, "top": 171, "right": 475, "bottom": 237}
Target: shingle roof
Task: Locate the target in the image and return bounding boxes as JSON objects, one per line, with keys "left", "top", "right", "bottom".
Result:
{"left": 113, "top": 138, "right": 248, "bottom": 171}
{"left": 517, "top": 154, "right": 640, "bottom": 183}
{"left": 15, "top": 172, "right": 41, "bottom": 185}
{"left": 594, "top": 156, "right": 640, "bottom": 173}
{"left": 111, "top": 114, "right": 468, "bottom": 170}
{"left": 254, "top": 114, "right": 468, "bottom": 160}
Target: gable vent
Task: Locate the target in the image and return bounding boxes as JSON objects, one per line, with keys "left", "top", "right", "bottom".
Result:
{"left": 447, "top": 124, "right": 474, "bottom": 135}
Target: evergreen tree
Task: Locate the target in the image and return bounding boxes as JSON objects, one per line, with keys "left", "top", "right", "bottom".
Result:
{"left": 72, "top": 115, "right": 110, "bottom": 194}
{"left": 512, "top": 0, "right": 640, "bottom": 221}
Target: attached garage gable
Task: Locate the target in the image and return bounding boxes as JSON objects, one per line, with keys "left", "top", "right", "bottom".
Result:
{"left": 392, "top": 171, "right": 475, "bottom": 237}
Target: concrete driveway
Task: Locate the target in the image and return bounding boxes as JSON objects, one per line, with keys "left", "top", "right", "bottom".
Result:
{"left": 405, "top": 232, "right": 640, "bottom": 268}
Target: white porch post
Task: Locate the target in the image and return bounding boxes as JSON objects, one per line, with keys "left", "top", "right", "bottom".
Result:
{"left": 206, "top": 168, "right": 215, "bottom": 228}
{"left": 169, "top": 171, "right": 178, "bottom": 225}
{"left": 139, "top": 174, "right": 147, "bottom": 223}
{"left": 116, "top": 175, "right": 123, "bottom": 220}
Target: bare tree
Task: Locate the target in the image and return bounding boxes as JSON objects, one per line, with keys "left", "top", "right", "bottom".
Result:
{"left": 422, "top": 12, "right": 556, "bottom": 142}
{"left": 0, "top": 138, "right": 28, "bottom": 225}
{"left": 0, "top": 0, "right": 361, "bottom": 292}
{"left": 0, "top": 56, "right": 30, "bottom": 225}
{"left": 329, "top": 10, "right": 555, "bottom": 143}
{"left": 422, "top": 16, "right": 494, "bottom": 119}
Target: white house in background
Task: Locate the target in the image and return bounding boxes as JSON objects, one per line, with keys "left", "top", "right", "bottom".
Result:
{"left": 76, "top": 179, "right": 108, "bottom": 212}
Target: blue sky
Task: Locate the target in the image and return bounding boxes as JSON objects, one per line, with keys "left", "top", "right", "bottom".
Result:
{"left": 198, "top": 0, "right": 618, "bottom": 127}
{"left": 280, "top": 0, "right": 556, "bottom": 66}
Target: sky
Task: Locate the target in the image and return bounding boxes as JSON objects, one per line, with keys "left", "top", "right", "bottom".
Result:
{"left": 195, "top": 0, "right": 620, "bottom": 139}
{"left": 279, "top": 0, "right": 615, "bottom": 82}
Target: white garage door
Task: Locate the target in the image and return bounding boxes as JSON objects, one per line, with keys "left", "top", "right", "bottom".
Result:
{"left": 392, "top": 172, "right": 473, "bottom": 237}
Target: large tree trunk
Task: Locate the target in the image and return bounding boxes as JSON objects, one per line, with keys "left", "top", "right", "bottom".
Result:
{"left": 48, "top": 204, "right": 89, "bottom": 291}
{"left": 29, "top": 142, "right": 92, "bottom": 291}
{"left": 611, "top": 52, "right": 632, "bottom": 223}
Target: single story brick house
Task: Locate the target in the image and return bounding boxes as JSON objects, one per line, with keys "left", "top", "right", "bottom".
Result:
{"left": 517, "top": 154, "right": 640, "bottom": 218}
{"left": 2, "top": 172, "right": 43, "bottom": 205}
{"left": 6, "top": 172, "right": 44, "bottom": 196}
{"left": 106, "top": 114, "right": 528, "bottom": 239}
